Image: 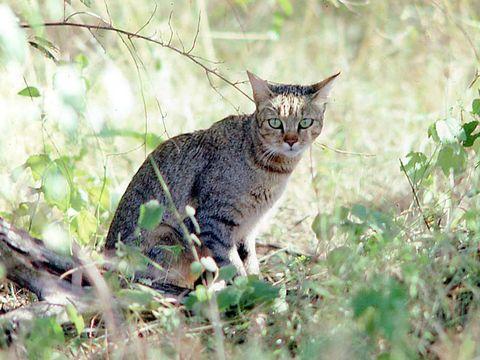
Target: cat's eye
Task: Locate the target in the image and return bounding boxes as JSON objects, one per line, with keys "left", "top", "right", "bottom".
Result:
{"left": 299, "top": 118, "right": 314, "bottom": 129}
{"left": 268, "top": 118, "right": 283, "bottom": 129}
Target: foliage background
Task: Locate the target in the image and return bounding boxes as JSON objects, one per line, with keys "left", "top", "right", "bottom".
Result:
{"left": 0, "top": 0, "right": 480, "bottom": 358}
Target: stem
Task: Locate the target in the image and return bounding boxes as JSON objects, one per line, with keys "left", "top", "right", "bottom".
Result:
{"left": 149, "top": 158, "right": 200, "bottom": 262}
{"left": 399, "top": 159, "right": 432, "bottom": 231}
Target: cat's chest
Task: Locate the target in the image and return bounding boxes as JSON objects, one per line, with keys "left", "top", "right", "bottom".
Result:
{"left": 234, "top": 180, "right": 286, "bottom": 240}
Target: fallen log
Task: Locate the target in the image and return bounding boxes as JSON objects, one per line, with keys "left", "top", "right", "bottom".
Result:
{"left": 0, "top": 217, "right": 190, "bottom": 334}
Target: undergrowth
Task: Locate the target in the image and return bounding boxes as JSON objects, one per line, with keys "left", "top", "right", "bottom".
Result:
{"left": 0, "top": 0, "right": 480, "bottom": 359}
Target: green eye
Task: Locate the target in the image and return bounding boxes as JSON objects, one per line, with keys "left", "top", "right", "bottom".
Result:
{"left": 299, "top": 118, "right": 314, "bottom": 129}
{"left": 268, "top": 118, "right": 283, "bottom": 129}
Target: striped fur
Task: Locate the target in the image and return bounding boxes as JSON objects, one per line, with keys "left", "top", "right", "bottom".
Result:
{"left": 105, "top": 72, "right": 338, "bottom": 287}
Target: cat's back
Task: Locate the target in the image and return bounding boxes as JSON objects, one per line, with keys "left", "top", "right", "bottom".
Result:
{"left": 105, "top": 115, "right": 248, "bottom": 248}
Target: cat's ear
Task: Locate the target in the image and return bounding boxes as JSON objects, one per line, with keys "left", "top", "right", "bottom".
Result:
{"left": 247, "top": 71, "right": 273, "bottom": 104}
{"left": 310, "top": 72, "right": 340, "bottom": 104}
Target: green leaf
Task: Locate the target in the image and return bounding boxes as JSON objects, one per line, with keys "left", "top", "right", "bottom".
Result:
{"left": 190, "top": 261, "right": 203, "bottom": 277}
{"left": 25, "top": 154, "right": 51, "bottom": 181}
{"left": 31, "top": 36, "right": 58, "bottom": 51}
{"left": 278, "top": 0, "right": 293, "bottom": 15}
{"left": 272, "top": 12, "right": 285, "bottom": 34}
{"left": 436, "top": 144, "right": 467, "bottom": 176}
{"left": 217, "top": 287, "right": 242, "bottom": 311}
{"left": 351, "top": 277, "right": 408, "bottom": 341}
{"left": 219, "top": 265, "right": 237, "bottom": 282}
{"left": 75, "top": 53, "right": 89, "bottom": 69}
{"left": 433, "top": 118, "right": 465, "bottom": 144}
{"left": 42, "top": 163, "right": 70, "bottom": 210}
{"left": 25, "top": 317, "right": 65, "bottom": 358}
{"left": 247, "top": 278, "right": 279, "bottom": 303}
{"left": 66, "top": 304, "right": 85, "bottom": 335}
{"left": 138, "top": 200, "right": 164, "bottom": 230}
{"left": 195, "top": 285, "right": 209, "bottom": 302}
{"left": 28, "top": 39, "right": 58, "bottom": 62}
{"left": 462, "top": 120, "right": 480, "bottom": 147}
{"left": 351, "top": 204, "right": 367, "bottom": 221}
{"left": 402, "top": 152, "right": 428, "bottom": 185}
{"left": 326, "top": 246, "right": 352, "bottom": 275}
{"left": 73, "top": 209, "right": 97, "bottom": 245}
{"left": 311, "top": 213, "right": 329, "bottom": 240}
{"left": 80, "top": 0, "right": 92, "bottom": 7}
{"left": 472, "top": 98, "right": 480, "bottom": 116}
{"left": 17, "top": 86, "right": 40, "bottom": 97}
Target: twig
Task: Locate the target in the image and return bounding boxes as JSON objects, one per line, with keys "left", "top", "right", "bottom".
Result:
{"left": 187, "top": 12, "right": 201, "bottom": 54}
{"left": 134, "top": 3, "right": 157, "bottom": 35}
{"left": 19, "top": 21, "right": 253, "bottom": 102}
{"left": 399, "top": 159, "right": 432, "bottom": 231}
{"left": 316, "top": 142, "right": 376, "bottom": 157}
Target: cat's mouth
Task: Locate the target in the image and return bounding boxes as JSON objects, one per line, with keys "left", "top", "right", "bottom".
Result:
{"left": 279, "top": 143, "right": 303, "bottom": 158}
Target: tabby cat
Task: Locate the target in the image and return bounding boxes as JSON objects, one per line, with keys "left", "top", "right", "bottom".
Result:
{"left": 105, "top": 71, "right": 339, "bottom": 287}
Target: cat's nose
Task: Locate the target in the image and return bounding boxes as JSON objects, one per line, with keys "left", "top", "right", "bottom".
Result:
{"left": 284, "top": 134, "right": 299, "bottom": 147}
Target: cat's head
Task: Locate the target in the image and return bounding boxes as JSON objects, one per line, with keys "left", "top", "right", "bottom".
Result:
{"left": 248, "top": 71, "right": 339, "bottom": 158}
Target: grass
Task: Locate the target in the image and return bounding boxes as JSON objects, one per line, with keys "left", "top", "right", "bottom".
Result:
{"left": 1, "top": 0, "right": 480, "bottom": 358}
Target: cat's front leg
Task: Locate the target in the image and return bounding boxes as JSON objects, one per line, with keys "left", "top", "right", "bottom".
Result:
{"left": 239, "top": 236, "right": 260, "bottom": 276}
{"left": 201, "top": 233, "right": 247, "bottom": 276}
{"left": 196, "top": 211, "right": 247, "bottom": 276}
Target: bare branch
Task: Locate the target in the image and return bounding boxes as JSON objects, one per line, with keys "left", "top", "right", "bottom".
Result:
{"left": 19, "top": 20, "right": 253, "bottom": 102}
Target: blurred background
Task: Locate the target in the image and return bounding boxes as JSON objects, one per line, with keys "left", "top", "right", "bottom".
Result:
{"left": 0, "top": 0, "right": 479, "bottom": 254}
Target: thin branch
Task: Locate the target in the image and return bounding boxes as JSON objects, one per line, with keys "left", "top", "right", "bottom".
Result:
{"left": 134, "top": 2, "right": 157, "bottom": 35}
{"left": 399, "top": 159, "right": 432, "bottom": 231}
{"left": 103, "top": 0, "right": 113, "bottom": 26}
{"left": 64, "top": 11, "right": 109, "bottom": 23}
{"left": 166, "top": 10, "right": 174, "bottom": 46}
{"left": 19, "top": 20, "right": 253, "bottom": 102}
{"left": 187, "top": 12, "right": 202, "bottom": 54}
{"left": 315, "top": 142, "right": 376, "bottom": 157}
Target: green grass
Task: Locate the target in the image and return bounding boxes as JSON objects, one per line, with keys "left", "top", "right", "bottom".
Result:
{"left": 1, "top": 0, "right": 480, "bottom": 358}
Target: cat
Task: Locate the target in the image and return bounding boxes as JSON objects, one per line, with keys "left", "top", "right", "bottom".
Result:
{"left": 105, "top": 71, "right": 339, "bottom": 288}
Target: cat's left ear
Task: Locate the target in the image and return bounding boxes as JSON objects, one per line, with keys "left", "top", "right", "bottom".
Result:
{"left": 310, "top": 72, "right": 340, "bottom": 105}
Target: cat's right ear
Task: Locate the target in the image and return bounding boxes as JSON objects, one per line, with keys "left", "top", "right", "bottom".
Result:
{"left": 247, "top": 71, "right": 273, "bottom": 105}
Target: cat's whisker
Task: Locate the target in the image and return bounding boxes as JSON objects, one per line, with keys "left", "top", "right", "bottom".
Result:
{"left": 260, "top": 148, "right": 277, "bottom": 164}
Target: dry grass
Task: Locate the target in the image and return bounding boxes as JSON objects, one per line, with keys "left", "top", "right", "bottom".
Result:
{"left": 0, "top": 1, "right": 479, "bottom": 358}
